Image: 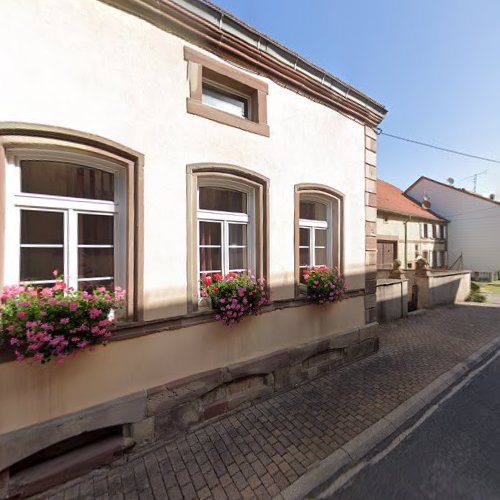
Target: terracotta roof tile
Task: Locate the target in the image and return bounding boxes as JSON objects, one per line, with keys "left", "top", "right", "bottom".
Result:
{"left": 377, "top": 179, "right": 444, "bottom": 221}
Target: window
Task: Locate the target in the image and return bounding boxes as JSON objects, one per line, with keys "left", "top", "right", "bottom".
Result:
{"left": 295, "top": 185, "right": 343, "bottom": 290}
{"left": 5, "top": 152, "right": 126, "bottom": 292}
{"left": 197, "top": 184, "right": 252, "bottom": 281}
{"left": 184, "top": 47, "right": 269, "bottom": 137}
{"left": 202, "top": 83, "right": 249, "bottom": 119}
{"left": 187, "top": 164, "right": 268, "bottom": 311}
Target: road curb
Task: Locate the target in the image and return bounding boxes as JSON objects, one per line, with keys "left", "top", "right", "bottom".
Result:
{"left": 278, "top": 334, "right": 500, "bottom": 500}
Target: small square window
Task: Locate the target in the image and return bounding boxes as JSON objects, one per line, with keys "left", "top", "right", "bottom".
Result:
{"left": 202, "top": 83, "right": 249, "bottom": 119}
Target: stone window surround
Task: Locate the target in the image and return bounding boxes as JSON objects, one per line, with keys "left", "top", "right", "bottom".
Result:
{"left": 294, "top": 184, "right": 344, "bottom": 297}
{"left": 184, "top": 46, "right": 270, "bottom": 137}
{"left": 186, "top": 163, "right": 269, "bottom": 313}
{"left": 0, "top": 123, "right": 144, "bottom": 322}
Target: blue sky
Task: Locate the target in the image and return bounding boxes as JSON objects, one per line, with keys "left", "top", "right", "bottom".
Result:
{"left": 214, "top": 0, "right": 500, "bottom": 196}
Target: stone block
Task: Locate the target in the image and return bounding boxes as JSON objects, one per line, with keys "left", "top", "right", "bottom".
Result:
{"left": 365, "top": 221, "right": 377, "bottom": 237}
{"left": 0, "top": 469, "right": 8, "bottom": 500}
{"left": 365, "top": 177, "right": 377, "bottom": 194}
{"left": 365, "top": 164, "right": 377, "bottom": 180}
{"left": 365, "top": 265, "right": 377, "bottom": 282}
{"left": 365, "top": 125, "right": 377, "bottom": 140}
{"left": 348, "top": 338, "right": 378, "bottom": 362}
{"left": 126, "top": 416, "right": 155, "bottom": 443}
{"left": 365, "top": 307, "right": 377, "bottom": 324}
{"left": 365, "top": 149, "right": 377, "bottom": 167}
{"left": 365, "top": 192, "right": 377, "bottom": 207}
{"left": 288, "top": 338, "right": 331, "bottom": 366}
{"left": 273, "top": 364, "right": 303, "bottom": 391}
{"left": 365, "top": 250, "right": 377, "bottom": 266}
{"left": 365, "top": 206, "right": 377, "bottom": 223}
{"left": 364, "top": 293, "right": 377, "bottom": 310}
{"left": 365, "top": 278, "right": 377, "bottom": 295}
{"left": 365, "top": 135, "right": 377, "bottom": 152}
{"left": 365, "top": 236, "right": 377, "bottom": 251}
{"left": 203, "top": 401, "right": 228, "bottom": 421}
{"left": 328, "top": 329, "right": 359, "bottom": 349}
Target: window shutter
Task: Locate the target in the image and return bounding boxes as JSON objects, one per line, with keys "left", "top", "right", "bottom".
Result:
{"left": 420, "top": 224, "right": 424, "bottom": 239}
{"left": 443, "top": 225, "right": 447, "bottom": 239}
{"left": 428, "top": 223, "right": 433, "bottom": 239}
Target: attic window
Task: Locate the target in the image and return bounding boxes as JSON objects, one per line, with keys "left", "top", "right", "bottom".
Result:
{"left": 202, "top": 82, "right": 250, "bottom": 119}
{"left": 184, "top": 46, "right": 269, "bottom": 137}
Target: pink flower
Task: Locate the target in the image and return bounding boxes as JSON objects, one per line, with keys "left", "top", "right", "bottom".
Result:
{"left": 6, "top": 325, "right": 15, "bottom": 332}
{"left": 89, "top": 308, "right": 102, "bottom": 320}
{"left": 18, "top": 301, "right": 30, "bottom": 307}
{"left": 60, "top": 318, "right": 70, "bottom": 325}
{"left": 9, "top": 338, "right": 20, "bottom": 346}
{"left": 16, "top": 311, "right": 26, "bottom": 319}
{"left": 33, "top": 353, "right": 44, "bottom": 362}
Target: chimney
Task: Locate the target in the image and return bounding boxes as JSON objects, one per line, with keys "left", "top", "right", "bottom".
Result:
{"left": 489, "top": 194, "right": 496, "bottom": 200}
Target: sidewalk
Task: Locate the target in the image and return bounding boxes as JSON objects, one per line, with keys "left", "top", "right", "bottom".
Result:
{"left": 36, "top": 303, "right": 500, "bottom": 500}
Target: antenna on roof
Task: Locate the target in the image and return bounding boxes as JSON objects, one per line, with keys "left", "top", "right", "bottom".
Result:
{"left": 459, "top": 170, "right": 488, "bottom": 192}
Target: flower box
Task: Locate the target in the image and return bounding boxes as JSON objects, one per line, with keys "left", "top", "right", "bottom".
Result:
{"left": 302, "top": 266, "right": 346, "bottom": 305}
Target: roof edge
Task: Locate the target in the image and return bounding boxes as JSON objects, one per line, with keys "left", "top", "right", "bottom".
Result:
{"left": 100, "top": 0, "right": 387, "bottom": 125}
{"left": 377, "top": 207, "right": 447, "bottom": 222}
{"left": 405, "top": 176, "right": 500, "bottom": 208}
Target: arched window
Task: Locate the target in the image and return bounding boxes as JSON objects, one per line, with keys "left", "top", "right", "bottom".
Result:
{"left": 5, "top": 150, "right": 127, "bottom": 292}
{"left": 295, "top": 185, "right": 343, "bottom": 288}
{"left": 187, "top": 164, "right": 268, "bottom": 311}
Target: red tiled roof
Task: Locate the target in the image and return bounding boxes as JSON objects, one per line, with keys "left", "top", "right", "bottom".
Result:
{"left": 377, "top": 179, "right": 444, "bottom": 221}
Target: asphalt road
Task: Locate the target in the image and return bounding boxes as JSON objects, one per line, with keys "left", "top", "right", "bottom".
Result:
{"left": 320, "top": 353, "right": 500, "bottom": 500}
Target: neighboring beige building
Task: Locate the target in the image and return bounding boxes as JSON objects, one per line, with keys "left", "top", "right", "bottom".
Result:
{"left": 376, "top": 180, "right": 447, "bottom": 272}
{"left": 0, "top": 0, "right": 386, "bottom": 493}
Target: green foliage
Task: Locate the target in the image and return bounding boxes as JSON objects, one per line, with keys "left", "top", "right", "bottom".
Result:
{"left": 465, "top": 291, "right": 486, "bottom": 303}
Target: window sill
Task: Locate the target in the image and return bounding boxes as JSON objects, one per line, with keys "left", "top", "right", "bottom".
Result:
{"left": 187, "top": 98, "right": 270, "bottom": 137}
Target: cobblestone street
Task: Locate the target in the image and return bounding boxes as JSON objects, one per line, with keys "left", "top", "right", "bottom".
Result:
{"left": 36, "top": 303, "right": 500, "bottom": 500}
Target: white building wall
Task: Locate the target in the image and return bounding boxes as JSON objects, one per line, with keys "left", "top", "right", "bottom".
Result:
{"left": 407, "top": 178, "right": 500, "bottom": 274}
{"left": 0, "top": 0, "right": 367, "bottom": 319}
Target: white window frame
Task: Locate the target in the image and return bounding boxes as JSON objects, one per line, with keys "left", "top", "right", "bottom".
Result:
{"left": 4, "top": 148, "right": 127, "bottom": 290}
{"left": 196, "top": 178, "right": 256, "bottom": 281}
{"left": 202, "top": 80, "right": 251, "bottom": 120}
{"left": 299, "top": 196, "right": 333, "bottom": 270}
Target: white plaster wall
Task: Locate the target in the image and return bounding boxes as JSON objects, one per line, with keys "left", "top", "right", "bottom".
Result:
{"left": 0, "top": 0, "right": 366, "bottom": 319}
{"left": 0, "top": 0, "right": 370, "bottom": 433}
{"left": 407, "top": 179, "right": 500, "bottom": 273}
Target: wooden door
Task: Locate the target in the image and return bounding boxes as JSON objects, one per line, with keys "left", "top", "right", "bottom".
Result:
{"left": 377, "top": 241, "right": 396, "bottom": 269}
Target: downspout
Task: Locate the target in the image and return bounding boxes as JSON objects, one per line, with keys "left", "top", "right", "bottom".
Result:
{"left": 403, "top": 216, "right": 411, "bottom": 269}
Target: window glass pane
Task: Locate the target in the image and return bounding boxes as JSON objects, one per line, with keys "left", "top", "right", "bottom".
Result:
{"left": 300, "top": 201, "right": 327, "bottom": 221}
{"left": 78, "top": 214, "right": 114, "bottom": 245}
{"left": 78, "top": 279, "right": 114, "bottom": 292}
{"left": 199, "top": 187, "right": 247, "bottom": 213}
{"left": 199, "top": 247, "right": 221, "bottom": 272}
{"left": 299, "top": 247, "right": 310, "bottom": 267}
{"left": 21, "top": 248, "right": 64, "bottom": 282}
{"left": 229, "top": 224, "right": 247, "bottom": 246}
{"left": 315, "top": 248, "right": 327, "bottom": 266}
{"left": 202, "top": 83, "right": 249, "bottom": 118}
{"left": 199, "top": 221, "right": 221, "bottom": 246}
{"left": 229, "top": 248, "right": 247, "bottom": 271}
{"left": 21, "top": 160, "right": 114, "bottom": 201}
{"left": 21, "top": 210, "right": 63, "bottom": 244}
{"left": 299, "top": 227, "right": 309, "bottom": 246}
{"left": 78, "top": 248, "right": 114, "bottom": 278}
{"left": 315, "top": 228, "right": 327, "bottom": 247}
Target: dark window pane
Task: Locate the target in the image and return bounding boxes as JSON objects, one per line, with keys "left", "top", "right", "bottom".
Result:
{"left": 315, "top": 248, "right": 327, "bottom": 266}
{"left": 21, "top": 210, "right": 63, "bottom": 244}
{"left": 78, "top": 248, "right": 114, "bottom": 278}
{"left": 299, "top": 227, "right": 309, "bottom": 246}
{"left": 78, "top": 279, "right": 114, "bottom": 292}
{"left": 229, "top": 248, "right": 247, "bottom": 271}
{"left": 315, "top": 229, "right": 327, "bottom": 247}
{"left": 199, "top": 247, "right": 221, "bottom": 272}
{"left": 199, "top": 221, "right": 221, "bottom": 246}
{"left": 21, "top": 248, "right": 64, "bottom": 282}
{"left": 21, "top": 160, "right": 114, "bottom": 201}
{"left": 199, "top": 187, "right": 247, "bottom": 213}
{"left": 79, "top": 214, "right": 114, "bottom": 245}
{"left": 300, "top": 201, "right": 327, "bottom": 221}
{"left": 299, "top": 248, "right": 310, "bottom": 267}
{"left": 229, "top": 224, "right": 247, "bottom": 246}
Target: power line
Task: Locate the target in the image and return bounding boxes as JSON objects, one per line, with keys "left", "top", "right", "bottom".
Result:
{"left": 375, "top": 129, "right": 500, "bottom": 165}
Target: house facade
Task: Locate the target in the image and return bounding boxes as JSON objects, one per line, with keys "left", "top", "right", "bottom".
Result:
{"left": 0, "top": 0, "right": 385, "bottom": 491}
{"left": 376, "top": 180, "right": 447, "bottom": 271}
{"left": 406, "top": 176, "right": 500, "bottom": 280}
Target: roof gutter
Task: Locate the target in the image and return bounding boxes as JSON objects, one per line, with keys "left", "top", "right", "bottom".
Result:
{"left": 100, "top": 0, "right": 387, "bottom": 125}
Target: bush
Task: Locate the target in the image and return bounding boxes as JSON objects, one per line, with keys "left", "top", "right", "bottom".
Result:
{"left": 201, "top": 273, "right": 268, "bottom": 326}
{"left": 470, "top": 282, "right": 481, "bottom": 293}
{"left": 466, "top": 291, "right": 486, "bottom": 303}
{"left": 0, "top": 278, "right": 126, "bottom": 364}
{"left": 302, "top": 266, "right": 347, "bottom": 305}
